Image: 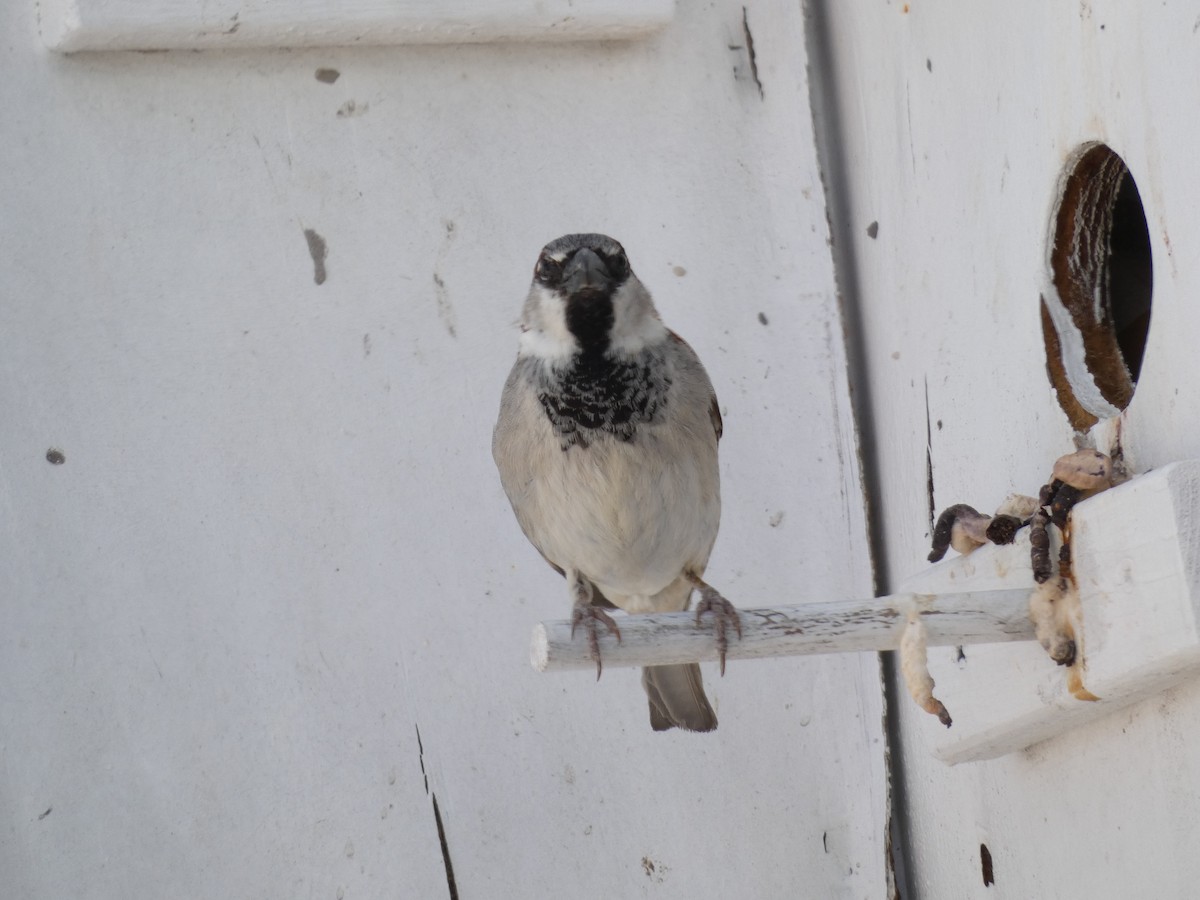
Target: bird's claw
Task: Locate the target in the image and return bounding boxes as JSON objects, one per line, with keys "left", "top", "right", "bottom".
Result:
{"left": 571, "top": 604, "right": 621, "bottom": 680}
{"left": 694, "top": 588, "right": 742, "bottom": 676}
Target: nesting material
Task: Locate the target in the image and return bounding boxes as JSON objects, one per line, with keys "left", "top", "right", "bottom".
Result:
{"left": 1021, "top": 450, "right": 1117, "bottom": 679}
{"left": 1044, "top": 450, "right": 1114, "bottom": 527}
{"left": 985, "top": 514, "right": 1024, "bottom": 545}
{"left": 1028, "top": 575, "right": 1098, "bottom": 700}
{"left": 1051, "top": 449, "right": 1113, "bottom": 491}
{"left": 928, "top": 497, "right": 1031, "bottom": 563}
{"left": 1029, "top": 577, "right": 1076, "bottom": 666}
{"left": 1048, "top": 483, "right": 1083, "bottom": 527}
{"left": 1029, "top": 507, "right": 1053, "bottom": 584}
{"left": 900, "top": 614, "right": 952, "bottom": 727}
{"left": 995, "top": 493, "right": 1040, "bottom": 520}
{"left": 928, "top": 504, "right": 994, "bottom": 562}
{"left": 920, "top": 448, "right": 1117, "bottom": 712}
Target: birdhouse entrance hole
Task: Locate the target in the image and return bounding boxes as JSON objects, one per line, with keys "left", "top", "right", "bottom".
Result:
{"left": 1040, "top": 143, "right": 1153, "bottom": 432}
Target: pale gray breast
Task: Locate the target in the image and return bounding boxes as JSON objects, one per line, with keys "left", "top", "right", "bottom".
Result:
{"left": 493, "top": 338, "right": 721, "bottom": 599}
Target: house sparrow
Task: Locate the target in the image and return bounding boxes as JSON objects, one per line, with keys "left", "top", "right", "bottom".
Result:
{"left": 493, "top": 233, "right": 740, "bottom": 732}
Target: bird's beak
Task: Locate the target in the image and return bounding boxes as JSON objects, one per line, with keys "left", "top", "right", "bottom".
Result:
{"left": 562, "top": 248, "right": 613, "bottom": 297}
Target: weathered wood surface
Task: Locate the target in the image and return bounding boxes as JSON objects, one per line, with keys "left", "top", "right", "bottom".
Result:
{"left": 533, "top": 590, "right": 1035, "bottom": 672}
{"left": 3, "top": 2, "right": 890, "bottom": 897}
{"left": 815, "top": 1, "right": 1200, "bottom": 894}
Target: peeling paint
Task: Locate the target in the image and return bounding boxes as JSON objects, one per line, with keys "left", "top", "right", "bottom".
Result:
{"left": 980, "top": 843, "right": 995, "bottom": 886}
{"left": 432, "top": 219, "right": 459, "bottom": 337}
{"left": 302, "top": 228, "right": 328, "bottom": 285}
{"left": 336, "top": 99, "right": 369, "bottom": 118}
{"left": 433, "top": 273, "right": 457, "bottom": 337}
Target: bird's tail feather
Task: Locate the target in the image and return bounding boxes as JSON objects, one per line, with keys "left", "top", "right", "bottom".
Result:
{"left": 642, "top": 663, "right": 717, "bottom": 732}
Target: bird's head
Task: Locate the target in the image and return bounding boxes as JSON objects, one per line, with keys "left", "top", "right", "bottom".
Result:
{"left": 518, "top": 233, "right": 666, "bottom": 364}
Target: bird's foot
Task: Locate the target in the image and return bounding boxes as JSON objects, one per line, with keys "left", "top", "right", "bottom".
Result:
{"left": 570, "top": 595, "right": 621, "bottom": 681}
{"left": 692, "top": 584, "right": 742, "bottom": 676}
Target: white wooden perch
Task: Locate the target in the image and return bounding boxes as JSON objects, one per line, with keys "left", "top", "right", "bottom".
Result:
{"left": 531, "top": 460, "right": 1200, "bottom": 764}
{"left": 531, "top": 589, "right": 1035, "bottom": 672}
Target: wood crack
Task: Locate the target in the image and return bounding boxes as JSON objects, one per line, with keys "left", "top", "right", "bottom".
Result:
{"left": 741, "top": 7, "right": 764, "bottom": 99}
{"left": 417, "top": 724, "right": 459, "bottom": 900}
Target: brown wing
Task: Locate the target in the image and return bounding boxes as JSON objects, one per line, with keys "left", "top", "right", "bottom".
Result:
{"left": 668, "top": 329, "right": 722, "bottom": 442}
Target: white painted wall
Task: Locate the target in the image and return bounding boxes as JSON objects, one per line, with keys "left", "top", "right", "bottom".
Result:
{"left": 1, "top": 2, "right": 888, "bottom": 897}
{"left": 816, "top": 1, "right": 1200, "bottom": 895}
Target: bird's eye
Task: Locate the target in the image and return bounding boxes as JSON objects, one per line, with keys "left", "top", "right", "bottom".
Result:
{"left": 535, "top": 257, "right": 562, "bottom": 284}
{"left": 606, "top": 252, "right": 630, "bottom": 279}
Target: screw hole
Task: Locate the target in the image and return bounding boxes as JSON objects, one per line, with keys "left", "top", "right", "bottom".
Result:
{"left": 1041, "top": 143, "right": 1153, "bottom": 432}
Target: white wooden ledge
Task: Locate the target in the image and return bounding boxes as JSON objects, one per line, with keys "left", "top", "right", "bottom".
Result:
{"left": 40, "top": 0, "right": 675, "bottom": 52}
{"left": 913, "top": 459, "right": 1200, "bottom": 764}
{"left": 531, "top": 460, "right": 1200, "bottom": 764}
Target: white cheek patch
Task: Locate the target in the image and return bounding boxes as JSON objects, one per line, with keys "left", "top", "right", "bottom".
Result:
{"left": 519, "top": 286, "right": 578, "bottom": 363}
{"left": 608, "top": 280, "right": 668, "bottom": 356}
